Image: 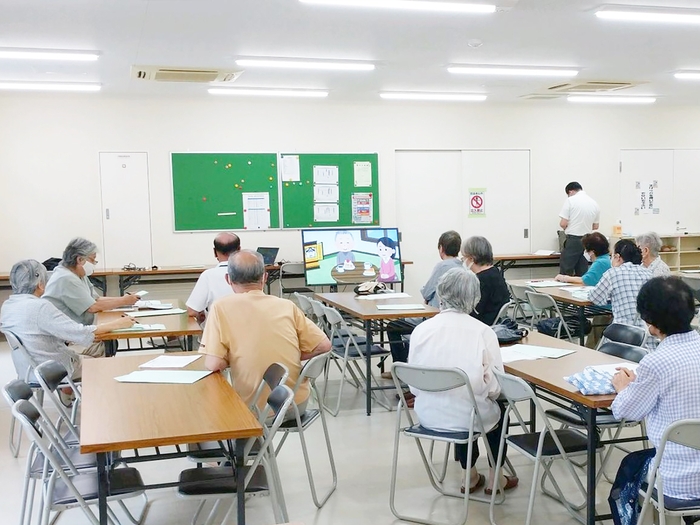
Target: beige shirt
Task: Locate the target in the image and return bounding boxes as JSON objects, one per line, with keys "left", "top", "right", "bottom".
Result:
{"left": 199, "top": 290, "right": 326, "bottom": 409}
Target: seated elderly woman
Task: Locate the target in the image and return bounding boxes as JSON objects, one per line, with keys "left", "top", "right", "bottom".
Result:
{"left": 460, "top": 236, "right": 510, "bottom": 326}
{"left": 408, "top": 267, "right": 518, "bottom": 495}
{"left": 0, "top": 259, "right": 134, "bottom": 380}
{"left": 635, "top": 231, "right": 672, "bottom": 277}
{"left": 555, "top": 231, "right": 611, "bottom": 286}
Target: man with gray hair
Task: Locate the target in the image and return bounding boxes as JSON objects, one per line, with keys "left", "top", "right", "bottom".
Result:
{"left": 0, "top": 260, "right": 134, "bottom": 379}
{"left": 635, "top": 232, "right": 671, "bottom": 277}
{"left": 199, "top": 249, "right": 331, "bottom": 414}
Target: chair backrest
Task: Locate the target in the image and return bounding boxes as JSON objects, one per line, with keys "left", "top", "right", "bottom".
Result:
{"left": 243, "top": 385, "right": 295, "bottom": 471}
{"left": 298, "top": 352, "right": 330, "bottom": 385}
{"left": 598, "top": 341, "right": 647, "bottom": 363}
{"left": 662, "top": 418, "right": 700, "bottom": 451}
{"left": 281, "top": 262, "right": 305, "bottom": 276}
{"left": 509, "top": 284, "right": 534, "bottom": 302}
{"left": 34, "top": 360, "right": 81, "bottom": 439}
{"left": 525, "top": 291, "right": 559, "bottom": 314}
{"left": 294, "top": 292, "right": 314, "bottom": 318}
{"left": 493, "top": 369, "right": 552, "bottom": 433}
{"left": 3, "top": 378, "right": 34, "bottom": 404}
{"left": 3, "top": 330, "right": 39, "bottom": 382}
{"left": 392, "top": 363, "right": 469, "bottom": 393}
{"left": 321, "top": 305, "right": 343, "bottom": 327}
{"left": 601, "top": 323, "right": 647, "bottom": 347}
{"left": 492, "top": 301, "right": 513, "bottom": 325}
{"left": 249, "top": 362, "right": 289, "bottom": 412}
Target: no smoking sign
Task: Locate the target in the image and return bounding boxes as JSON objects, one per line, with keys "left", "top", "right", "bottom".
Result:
{"left": 469, "top": 188, "right": 486, "bottom": 217}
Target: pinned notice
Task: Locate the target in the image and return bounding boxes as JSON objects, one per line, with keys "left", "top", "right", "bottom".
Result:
{"left": 635, "top": 180, "right": 659, "bottom": 215}
{"left": 353, "top": 161, "right": 372, "bottom": 187}
{"left": 313, "top": 165, "right": 339, "bottom": 184}
{"left": 352, "top": 192, "right": 373, "bottom": 224}
{"left": 468, "top": 188, "right": 486, "bottom": 218}
{"left": 314, "top": 204, "right": 339, "bottom": 222}
{"left": 281, "top": 155, "right": 300, "bottom": 182}
{"left": 242, "top": 192, "right": 271, "bottom": 229}
{"left": 314, "top": 184, "right": 339, "bottom": 203}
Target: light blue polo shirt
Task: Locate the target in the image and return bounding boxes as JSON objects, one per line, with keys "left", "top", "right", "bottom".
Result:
{"left": 581, "top": 253, "right": 612, "bottom": 286}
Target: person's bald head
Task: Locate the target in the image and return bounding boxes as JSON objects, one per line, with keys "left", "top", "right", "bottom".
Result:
{"left": 213, "top": 232, "right": 240, "bottom": 261}
{"left": 227, "top": 249, "right": 265, "bottom": 288}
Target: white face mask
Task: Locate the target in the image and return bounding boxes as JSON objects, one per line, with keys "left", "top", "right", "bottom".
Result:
{"left": 463, "top": 259, "right": 474, "bottom": 271}
{"left": 82, "top": 260, "right": 95, "bottom": 277}
{"left": 583, "top": 251, "right": 592, "bottom": 263}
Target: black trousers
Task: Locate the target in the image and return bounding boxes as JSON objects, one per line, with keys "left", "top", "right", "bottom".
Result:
{"left": 560, "top": 235, "right": 588, "bottom": 276}
{"left": 456, "top": 400, "right": 509, "bottom": 470}
{"left": 386, "top": 318, "right": 423, "bottom": 363}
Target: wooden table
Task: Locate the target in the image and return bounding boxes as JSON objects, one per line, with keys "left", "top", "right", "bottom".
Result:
{"left": 504, "top": 332, "right": 636, "bottom": 525}
{"left": 314, "top": 292, "right": 439, "bottom": 415}
{"left": 494, "top": 253, "right": 561, "bottom": 274}
{"left": 97, "top": 299, "right": 202, "bottom": 356}
{"left": 80, "top": 353, "right": 263, "bottom": 525}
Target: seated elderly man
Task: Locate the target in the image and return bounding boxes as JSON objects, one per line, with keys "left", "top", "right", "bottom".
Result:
{"left": 199, "top": 249, "right": 331, "bottom": 415}
{"left": 408, "top": 267, "right": 518, "bottom": 496}
{"left": 610, "top": 276, "right": 700, "bottom": 523}
{"left": 0, "top": 260, "right": 135, "bottom": 379}
{"left": 635, "top": 231, "right": 671, "bottom": 277}
{"left": 43, "top": 237, "right": 140, "bottom": 356}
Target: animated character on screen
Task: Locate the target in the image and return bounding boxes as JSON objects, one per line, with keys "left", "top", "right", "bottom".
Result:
{"left": 335, "top": 231, "right": 356, "bottom": 270}
{"left": 377, "top": 236, "right": 397, "bottom": 282}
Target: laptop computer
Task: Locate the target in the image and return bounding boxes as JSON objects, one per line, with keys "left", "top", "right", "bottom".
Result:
{"left": 256, "top": 247, "right": 279, "bottom": 265}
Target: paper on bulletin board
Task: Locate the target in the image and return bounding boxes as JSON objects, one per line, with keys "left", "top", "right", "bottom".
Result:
{"left": 468, "top": 188, "right": 486, "bottom": 218}
{"left": 313, "top": 165, "right": 339, "bottom": 184}
{"left": 314, "top": 184, "right": 339, "bottom": 203}
{"left": 242, "top": 192, "right": 271, "bottom": 229}
{"left": 280, "top": 155, "right": 300, "bottom": 182}
{"left": 314, "top": 204, "right": 339, "bottom": 222}
{"left": 635, "top": 180, "right": 659, "bottom": 215}
{"left": 353, "top": 161, "right": 372, "bottom": 187}
{"left": 352, "top": 192, "right": 373, "bottom": 224}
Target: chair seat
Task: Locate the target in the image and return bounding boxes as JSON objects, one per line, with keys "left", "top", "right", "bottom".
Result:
{"left": 178, "top": 465, "right": 268, "bottom": 496}
{"left": 31, "top": 448, "right": 96, "bottom": 475}
{"left": 331, "top": 344, "right": 388, "bottom": 359}
{"left": 508, "top": 429, "right": 594, "bottom": 457}
{"left": 332, "top": 335, "right": 367, "bottom": 347}
{"left": 187, "top": 440, "right": 227, "bottom": 460}
{"left": 51, "top": 467, "right": 144, "bottom": 506}
{"left": 641, "top": 483, "right": 700, "bottom": 512}
{"left": 279, "top": 409, "right": 320, "bottom": 430}
{"left": 403, "top": 424, "right": 481, "bottom": 444}
{"left": 546, "top": 407, "right": 635, "bottom": 428}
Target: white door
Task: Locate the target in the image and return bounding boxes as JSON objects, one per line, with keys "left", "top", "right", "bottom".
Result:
{"left": 461, "top": 150, "right": 531, "bottom": 254}
{"left": 672, "top": 150, "right": 700, "bottom": 234}
{"left": 99, "top": 152, "right": 153, "bottom": 269}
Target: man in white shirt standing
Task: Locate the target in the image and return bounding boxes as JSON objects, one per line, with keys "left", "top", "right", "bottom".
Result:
{"left": 186, "top": 232, "right": 240, "bottom": 324}
{"left": 559, "top": 181, "right": 600, "bottom": 276}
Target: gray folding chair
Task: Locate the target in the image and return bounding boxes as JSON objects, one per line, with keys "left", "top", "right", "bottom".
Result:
{"left": 177, "top": 385, "right": 295, "bottom": 525}
{"left": 508, "top": 283, "right": 535, "bottom": 324}
{"left": 12, "top": 399, "right": 148, "bottom": 525}
{"left": 637, "top": 419, "right": 700, "bottom": 525}
{"left": 596, "top": 322, "right": 647, "bottom": 349}
{"left": 489, "top": 370, "right": 598, "bottom": 525}
{"left": 492, "top": 301, "right": 515, "bottom": 326}
{"left": 389, "top": 363, "right": 504, "bottom": 525}
{"left": 275, "top": 352, "right": 337, "bottom": 508}
{"left": 526, "top": 290, "right": 574, "bottom": 341}
{"left": 34, "top": 361, "right": 82, "bottom": 444}
{"left": 278, "top": 262, "right": 312, "bottom": 297}
{"left": 293, "top": 292, "right": 316, "bottom": 321}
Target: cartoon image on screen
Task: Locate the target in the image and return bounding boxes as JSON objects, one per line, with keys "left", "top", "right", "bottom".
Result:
{"left": 301, "top": 228, "right": 402, "bottom": 286}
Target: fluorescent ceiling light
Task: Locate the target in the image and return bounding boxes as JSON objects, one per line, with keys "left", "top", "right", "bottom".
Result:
{"left": 595, "top": 9, "right": 700, "bottom": 24}
{"left": 208, "top": 88, "right": 328, "bottom": 98}
{"left": 299, "top": 0, "right": 496, "bottom": 14}
{"left": 448, "top": 66, "right": 578, "bottom": 77}
{"left": 236, "top": 59, "right": 374, "bottom": 71}
{"left": 675, "top": 72, "right": 700, "bottom": 80}
{"left": 567, "top": 95, "right": 656, "bottom": 105}
{"left": 0, "top": 82, "right": 101, "bottom": 92}
{"left": 0, "top": 49, "right": 100, "bottom": 61}
{"left": 380, "top": 92, "right": 487, "bottom": 101}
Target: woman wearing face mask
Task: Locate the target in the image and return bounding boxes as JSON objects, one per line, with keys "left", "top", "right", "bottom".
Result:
{"left": 43, "top": 237, "right": 140, "bottom": 357}
{"left": 460, "top": 236, "right": 510, "bottom": 326}
{"left": 555, "top": 232, "right": 611, "bottom": 286}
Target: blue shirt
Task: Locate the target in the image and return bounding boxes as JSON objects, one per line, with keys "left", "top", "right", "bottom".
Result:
{"left": 581, "top": 253, "right": 611, "bottom": 286}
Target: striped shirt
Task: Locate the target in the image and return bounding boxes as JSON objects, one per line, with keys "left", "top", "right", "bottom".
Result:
{"left": 612, "top": 330, "right": 700, "bottom": 500}
{"left": 646, "top": 257, "right": 671, "bottom": 277}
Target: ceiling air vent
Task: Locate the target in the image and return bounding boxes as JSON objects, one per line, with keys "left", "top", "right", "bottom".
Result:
{"left": 547, "top": 81, "right": 640, "bottom": 93}
{"left": 130, "top": 65, "right": 243, "bottom": 83}
{"left": 520, "top": 94, "right": 563, "bottom": 100}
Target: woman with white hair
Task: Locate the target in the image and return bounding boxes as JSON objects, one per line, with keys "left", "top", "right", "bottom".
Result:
{"left": 635, "top": 232, "right": 671, "bottom": 277}
{"left": 408, "top": 267, "right": 518, "bottom": 495}
{"left": 0, "top": 259, "right": 135, "bottom": 379}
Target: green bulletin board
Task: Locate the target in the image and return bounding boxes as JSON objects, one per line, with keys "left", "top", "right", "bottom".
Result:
{"left": 280, "top": 153, "right": 380, "bottom": 228}
{"left": 171, "top": 153, "right": 279, "bottom": 231}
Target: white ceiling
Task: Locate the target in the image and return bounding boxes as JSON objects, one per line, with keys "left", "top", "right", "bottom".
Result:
{"left": 2, "top": 0, "right": 700, "bottom": 103}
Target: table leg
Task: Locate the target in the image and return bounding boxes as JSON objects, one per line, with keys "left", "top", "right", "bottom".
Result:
{"left": 186, "top": 335, "right": 193, "bottom": 351}
{"left": 584, "top": 406, "right": 598, "bottom": 525}
{"left": 97, "top": 452, "right": 109, "bottom": 525}
{"left": 529, "top": 385, "right": 537, "bottom": 433}
{"left": 578, "top": 305, "right": 586, "bottom": 346}
{"left": 365, "top": 320, "right": 373, "bottom": 416}
{"left": 235, "top": 438, "right": 246, "bottom": 525}
{"left": 105, "top": 340, "right": 117, "bottom": 358}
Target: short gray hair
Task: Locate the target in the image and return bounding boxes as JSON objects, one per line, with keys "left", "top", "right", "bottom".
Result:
{"left": 9, "top": 259, "right": 47, "bottom": 294}
{"left": 635, "top": 232, "right": 662, "bottom": 257}
{"left": 436, "top": 267, "right": 481, "bottom": 314}
{"left": 61, "top": 237, "right": 97, "bottom": 268}
{"left": 228, "top": 249, "right": 265, "bottom": 284}
{"left": 461, "top": 236, "right": 494, "bottom": 266}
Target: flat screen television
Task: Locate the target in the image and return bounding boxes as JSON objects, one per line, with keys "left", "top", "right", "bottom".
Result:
{"left": 301, "top": 227, "right": 402, "bottom": 287}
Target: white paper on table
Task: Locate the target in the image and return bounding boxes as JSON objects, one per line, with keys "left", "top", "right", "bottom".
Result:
{"left": 139, "top": 355, "right": 202, "bottom": 369}
{"left": 313, "top": 165, "right": 339, "bottom": 184}
{"left": 133, "top": 290, "right": 149, "bottom": 297}
{"left": 242, "top": 192, "right": 271, "bottom": 230}
{"left": 508, "top": 344, "right": 575, "bottom": 359}
{"left": 682, "top": 270, "right": 700, "bottom": 274}
{"left": 357, "top": 293, "right": 411, "bottom": 300}
{"left": 353, "top": 161, "right": 372, "bottom": 187}
{"left": 587, "top": 363, "right": 639, "bottom": 378}
{"left": 376, "top": 304, "right": 425, "bottom": 311}
{"left": 131, "top": 308, "right": 186, "bottom": 318}
{"left": 135, "top": 300, "right": 174, "bottom": 310}
{"left": 500, "top": 347, "right": 539, "bottom": 364}
{"left": 313, "top": 184, "right": 339, "bottom": 203}
{"left": 532, "top": 250, "right": 556, "bottom": 256}
{"left": 527, "top": 280, "right": 572, "bottom": 288}
{"left": 112, "top": 323, "right": 167, "bottom": 332}
{"left": 114, "top": 370, "right": 213, "bottom": 384}
{"left": 314, "top": 204, "right": 339, "bottom": 222}
{"left": 280, "top": 154, "right": 300, "bottom": 182}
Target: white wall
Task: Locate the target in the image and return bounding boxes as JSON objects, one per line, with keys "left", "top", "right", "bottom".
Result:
{"left": 3, "top": 94, "right": 700, "bottom": 298}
